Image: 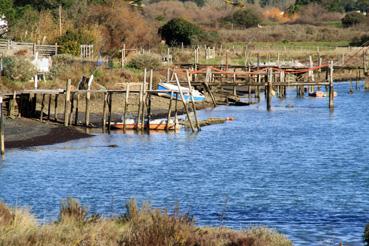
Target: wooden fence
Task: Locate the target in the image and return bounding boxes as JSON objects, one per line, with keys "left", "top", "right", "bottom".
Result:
{"left": 0, "top": 39, "right": 58, "bottom": 56}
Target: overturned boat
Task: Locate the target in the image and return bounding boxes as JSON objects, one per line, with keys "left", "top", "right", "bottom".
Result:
{"left": 158, "top": 83, "right": 206, "bottom": 102}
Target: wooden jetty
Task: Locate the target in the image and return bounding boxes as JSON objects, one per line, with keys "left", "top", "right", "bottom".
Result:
{"left": 0, "top": 52, "right": 368, "bottom": 157}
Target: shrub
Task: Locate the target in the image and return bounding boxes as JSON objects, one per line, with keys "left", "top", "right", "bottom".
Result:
{"left": 159, "top": 18, "right": 203, "bottom": 46}
{"left": 341, "top": 12, "right": 367, "bottom": 28}
{"left": 0, "top": 202, "right": 14, "bottom": 226}
{"left": 2, "top": 57, "right": 36, "bottom": 82}
{"left": 225, "top": 8, "right": 262, "bottom": 28}
{"left": 127, "top": 53, "right": 162, "bottom": 69}
{"left": 350, "top": 34, "right": 369, "bottom": 46}
{"left": 59, "top": 198, "right": 87, "bottom": 223}
{"left": 57, "top": 30, "right": 94, "bottom": 56}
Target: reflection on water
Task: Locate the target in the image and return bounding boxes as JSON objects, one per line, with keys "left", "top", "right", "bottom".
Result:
{"left": 1, "top": 82, "right": 369, "bottom": 245}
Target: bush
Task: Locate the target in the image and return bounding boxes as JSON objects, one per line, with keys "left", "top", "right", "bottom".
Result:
{"left": 57, "top": 30, "right": 94, "bottom": 56}
{"left": 159, "top": 18, "right": 204, "bottom": 46}
{"left": 341, "top": 12, "right": 367, "bottom": 28}
{"left": 2, "top": 57, "right": 36, "bottom": 82}
{"left": 58, "top": 198, "right": 87, "bottom": 223}
{"left": 127, "top": 53, "right": 161, "bottom": 70}
{"left": 350, "top": 34, "right": 369, "bottom": 46}
{"left": 225, "top": 8, "right": 262, "bottom": 28}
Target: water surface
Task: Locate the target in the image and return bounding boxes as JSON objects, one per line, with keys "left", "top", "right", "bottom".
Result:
{"left": 1, "top": 82, "right": 369, "bottom": 245}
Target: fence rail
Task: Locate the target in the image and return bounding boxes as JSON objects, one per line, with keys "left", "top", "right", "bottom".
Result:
{"left": 0, "top": 39, "right": 58, "bottom": 56}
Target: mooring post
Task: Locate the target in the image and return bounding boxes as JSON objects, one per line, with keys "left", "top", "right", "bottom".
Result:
{"left": 40, "top": 94, "right": 45, "bottom": 122}
{"left": 102, "top": 92, "right": 108, "bottom": 132}
{"left": 146, "top": 70, "right": 153, "bottom": 131}
{"left": 74, "top": 93, "right": 79, "bottom": 125}
{"left": 54, "top": 94, "right": 59, "bottom": 121}
{"left": 137, "top": 84, "right": 143, "bottom": 130}
{"left": 69, "top": 92, "right": 75, "bottom": 126}
{"left": 47, "top": 94, "right": 52, "bottom": 121}
{"left": 174, "top": 93, "right": 178, "bottom": 129}
{"left": 64, "top": 79, "right": 72, "bottom": 126}
{"left": 141, "top": 69, "right": 147, "bottom": 130}
{"left": 174, "top": 72, "right": 196, "bottom": 132}
{"left": 167, "top": 91, "right": 174, "bottom": 130}
{"left": 85, "top": 90, "right": 91, "bottom": 127}
{"left": 267, "top": 68, "right": 273, "bottom": 111}
{"left": 123, "top": 84, "right": 130, "bottom": 132}
{"left": 204, "top": 67, "right": 217, "bottom": 107}
{"left": 107, "top": 92, "right": 112, "bottom": 134}
{"left": 329, "top": 61, "right": 334, "bottom": 109}
{"left": 0, "top": 96, "right": 4, "bottom": 158}
{"left": 186, "top": 70, "right": 200, "bottom": 131}
{"left": 9, "top": 91, "right": 16, "bottom": 118}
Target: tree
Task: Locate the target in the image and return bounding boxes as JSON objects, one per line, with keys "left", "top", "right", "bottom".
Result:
{"left": 0, "top": 0, "right": 16, "bottom": 22}
{"left": 159, "top": 18, "right": 202, "bottom": 46}
{"left": 225, "top": 9, "right": 262, "bottom": 28}
{"left": 341, "top": 12, "right": 367, "bottom": 27}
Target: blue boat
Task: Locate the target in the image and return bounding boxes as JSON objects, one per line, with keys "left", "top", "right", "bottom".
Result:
{"left": 157, "top": 83, "right": 206, "bottom": 102}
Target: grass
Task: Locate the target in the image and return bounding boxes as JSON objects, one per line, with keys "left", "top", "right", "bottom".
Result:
{"left": 0, "top": 198, "right": 292, "bottom": 246}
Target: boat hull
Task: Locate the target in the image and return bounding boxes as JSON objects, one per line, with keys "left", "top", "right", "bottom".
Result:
{"left": 110, "top": 119, "right": 180, "bottom": 131}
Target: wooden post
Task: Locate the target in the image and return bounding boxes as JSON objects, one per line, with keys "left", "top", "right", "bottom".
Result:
{"left": 85, "top": 90, "right": 90, "bottom": 127}
{"left": 146, "top": 70, "right": 153, "bottom": 131}
{"left": 205, "top": 67, "right": 217, "bottom": 107}
{"left": 137, "top": 84, "right": 143, "bottom": 130}
{"left": 107, "top": 92, "right": 112, "bottom": 133}
{"left": 123, "top": 84, "right": 130, "bottom": 132}
{"left": 69, "top": 92, "right": 75, "bottom": 126}
{"left": 329, "top": 61, "right": 334, "bottom": 109}
{"left": 174, "top": 93, "right": 178, "bottom": 129}
{"left": 166, "top": 91, "right": 174, "bottom": 130}
{"left": 121, "top": 43, "right": 126, "bottom": 68}
{"left": 102, "top": 92, "right": 108, "bottom": 132}
{"left": 267, "top": 68, "right": 273, "bottom": 111}
{"left": 141, "top": 69, "right": 147, "bottom": 130}
{"left": 47, "top": 94, "right": 52, "bottom": 121}
{"left": 186, "top": 70, "right": 200, "bottom": 131}
{"left": 363, "top": 50, "right": 368, "bottom": 75}
{"left": 40, "top": 94, "right": 45, "bottom": 122}
{"left": 174, "top": 72, "right": 195, "bottom": 132}
{"left": 64, "top": 79, "right": 71, "bottom": 126}
{"left": 74, "top": 93, "right": 80, "bottom": 125}
{"left": 0, "top": 96, "right": 5, "bottom": 158}
{"left": 167, "top": 68, "right": 170, "bottom": 82}
{"left": 54, "top": 94, "right": 59, "bottom": 121}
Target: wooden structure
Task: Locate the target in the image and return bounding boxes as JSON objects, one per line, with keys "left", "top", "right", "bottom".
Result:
{"left": 80, "top": 44, "right": 94, "bottom": 59}
{"left": 0, "top": 39, "right": 58, "bottom": 56}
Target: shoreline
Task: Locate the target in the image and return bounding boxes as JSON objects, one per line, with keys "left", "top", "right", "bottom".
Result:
{"left": 4, "top": 100, "right": 215, "bottom": 149}
{"left": 5, "top": 118, "right": 92, "bottom": 149}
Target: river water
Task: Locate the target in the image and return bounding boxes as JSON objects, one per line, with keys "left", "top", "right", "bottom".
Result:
{"left": 1, "top": 82, "right": 369, "bottom": 245}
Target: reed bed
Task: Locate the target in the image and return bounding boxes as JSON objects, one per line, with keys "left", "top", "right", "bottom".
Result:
{"left": 0, "top": 198, "right": 292, "bottom": 246}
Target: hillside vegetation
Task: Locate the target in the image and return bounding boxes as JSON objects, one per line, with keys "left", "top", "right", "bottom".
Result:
{"left": 0, "top": 0, "right": 369, "bottom": 55}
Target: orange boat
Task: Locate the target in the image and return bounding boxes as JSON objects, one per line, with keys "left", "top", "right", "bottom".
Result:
{"left": 110, "top": 119, "right": 180, "bottom": 131}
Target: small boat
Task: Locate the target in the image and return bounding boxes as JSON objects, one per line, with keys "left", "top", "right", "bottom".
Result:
{"left": 308, "top": 91, "right": 337, "bottom": 97}
{"left": 308, "top": 91, "right": 325, "bottom": 97}
{"left": 110, "top": 118, "right": 180, "bottom": 131}
{"left": 158, "top": 83, "right": 206, "bottom": 102}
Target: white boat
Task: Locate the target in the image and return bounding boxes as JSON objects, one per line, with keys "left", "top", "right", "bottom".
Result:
{"left": 158, "top": 83, "right": 206, "bottom": 102}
